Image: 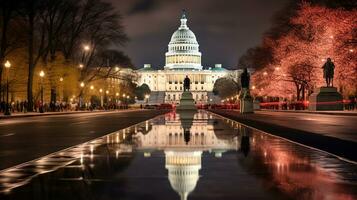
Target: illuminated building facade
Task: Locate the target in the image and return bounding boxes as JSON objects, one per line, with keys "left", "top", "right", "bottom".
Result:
{"left": 136, "top": 12, "right": 236, "bottom": 104}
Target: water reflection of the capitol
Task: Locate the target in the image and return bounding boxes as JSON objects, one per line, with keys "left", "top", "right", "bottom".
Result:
{"left": 134, "top": 112, "right": 238, "bottom": 200}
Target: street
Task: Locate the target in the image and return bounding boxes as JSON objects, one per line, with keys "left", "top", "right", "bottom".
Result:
{"left": 0, "top": 110, "right": 168, "bottom": 170}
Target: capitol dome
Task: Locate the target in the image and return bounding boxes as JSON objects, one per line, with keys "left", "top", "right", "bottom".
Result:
{"left": 170, "top": 28, "right": 197, "bottom": 44}
{"left": 165, "top": 11, "right": 202, "bottom": 70}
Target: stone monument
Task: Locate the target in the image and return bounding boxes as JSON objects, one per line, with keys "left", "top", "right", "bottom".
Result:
{"left": 177, "top": 76, "right": 197, "bottom": 144}
{"left": 309, "top": 58, "right": 343, "bottom": 111}
{"left": 239, "top": 68, "right": 254, "bottom": 114}
{"left": 177, "top": 76, "right": 197, "bottom": 111}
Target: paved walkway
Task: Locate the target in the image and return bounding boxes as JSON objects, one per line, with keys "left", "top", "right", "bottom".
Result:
{"left": 209, "top": 109, "right": 357, "bottom": 162}
{"left": 0, "top": 109, "right": 169, "bottom": 170}
{"left": 255, "top": 110, "right": 357, "bottom": 142}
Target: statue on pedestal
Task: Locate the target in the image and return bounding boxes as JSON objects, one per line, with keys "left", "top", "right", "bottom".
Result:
{"left": 239, "top": 68, "right": 254, "bottom": 114}
{"left": 177, "top": 75, "right": 196, "bottom": 111}
{"left": 183, "top": 75, "right": 190, "bottom": 91}
{"left": 308, "top": 57, "right": 342, "bottom": 111}
{"left": 322, "top": 58, "right": 335, "bottom": 87}
{"left": 241, "top": 68, "right": 250, "bottom": 89}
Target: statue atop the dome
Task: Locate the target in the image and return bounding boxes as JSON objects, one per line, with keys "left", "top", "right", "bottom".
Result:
{"left": 179, "top": 9, "right": 188, "bottom": 29}
{"left": 181, "top": 9, "right": 187, "bottom": 19}
{"left": 183, "top": 75, "right": 190, "bottom": 91}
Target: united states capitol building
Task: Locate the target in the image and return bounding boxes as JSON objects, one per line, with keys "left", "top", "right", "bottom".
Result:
{"left": 136, "top": 11, "right": 238, "bottom": 104}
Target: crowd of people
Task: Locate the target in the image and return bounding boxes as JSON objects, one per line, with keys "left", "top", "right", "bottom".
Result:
{"left": 1, "top": 96, "right": 356, "bottom": 114}
{"left": 0, "top": 100, "right": 131, "bottom": 114}
{"left": 0, "top": 100, "right": 73, "bottom": 113}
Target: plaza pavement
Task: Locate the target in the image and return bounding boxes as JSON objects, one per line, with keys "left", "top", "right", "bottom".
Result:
{"left": 209, "top": 109, "right": 357, "bottom": 162}
{"left": 0, "top": 109, "right": 170, "bottom": 170}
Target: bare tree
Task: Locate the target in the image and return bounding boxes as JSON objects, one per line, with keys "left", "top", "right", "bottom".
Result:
{"left": 66, "top": 0, "right": 128, "bottom": 107}
{"left": 20, "top": 0, "right": 50, "bottom": 111}
{"left": 60, "top": 0, "right": 128, "bottom": 61}
{"left": 0, "top": 0, "right": 24, "bottom": 101}
{"left": 39, "top": 0, "right": 75, "bottom": 106}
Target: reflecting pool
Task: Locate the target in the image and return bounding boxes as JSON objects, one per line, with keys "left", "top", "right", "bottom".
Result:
{"left": 0, "top": 111, "right": 356, "bottom": 200}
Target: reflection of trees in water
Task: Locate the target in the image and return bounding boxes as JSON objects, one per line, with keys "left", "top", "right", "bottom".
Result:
{"left": 211, "top": 119, "right": 240, "bottom": 146}
{"left": 233, "top": 125, "right": 355, "bottom": 200}
{"left": 215, "top": 119, "right": 251, "bottom": 158}
{"left": 214, "top": 120, "right": 340, "bottom": 199}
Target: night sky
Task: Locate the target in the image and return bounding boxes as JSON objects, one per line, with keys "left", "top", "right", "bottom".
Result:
{"left": 108, "top": 0, "right": 288, "bottom": 69}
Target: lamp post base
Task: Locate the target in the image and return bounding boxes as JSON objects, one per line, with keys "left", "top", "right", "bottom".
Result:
{"left": 4, "top": 105, "right": 11, "bottom": 116}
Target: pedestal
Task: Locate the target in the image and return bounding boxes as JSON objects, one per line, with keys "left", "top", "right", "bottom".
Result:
{"left": 253, "top": 100, "right": 260, "bottom": 110}
{"left": 177, "top": 91, "right": 197, "bottom": 111}
{"left": 176, "top": 91, "right": 197, "bottom": 144}
{"left": 308, "top": 87, "right": 343, "bottom": 111}
{"left": 239, "top": 88, "right": 254, "bottom": 114}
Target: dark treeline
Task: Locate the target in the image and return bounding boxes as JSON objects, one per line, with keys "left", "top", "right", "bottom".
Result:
{"left": 0, "top": 0, "right": 132, "bottom": 111}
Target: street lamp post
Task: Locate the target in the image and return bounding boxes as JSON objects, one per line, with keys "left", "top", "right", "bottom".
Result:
{"left": 79, "top": 81, "right": 85, "bottom": 109}
{"left": 4, "top": 60, "right": 11, "bottom": 115}
{"left": 59, "top": 77, "right": 63, "bottom": 102}
{"left": 116, "top": 92, "right": 119, "bottom": 108}
{"left": 39, "top": 70, "right": 45, "bottom": 113}
{"left": 105, "top": 90, "right": 109, "bottom": 109}
{"left": 99, "top": 89, "right": 103, "bottom": 108}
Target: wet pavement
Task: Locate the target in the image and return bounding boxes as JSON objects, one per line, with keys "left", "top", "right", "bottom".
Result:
{"left": 0, "top": 111, "right": 356, "bottom": 200}
{"left": 210, "top": 109, "right": 357, "bottom": 162}
{"left": 256, "top": 111, "right": 357, "bottom": 142}
{"left": 0, "top": 109, "right": 168, "bottom": 170}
